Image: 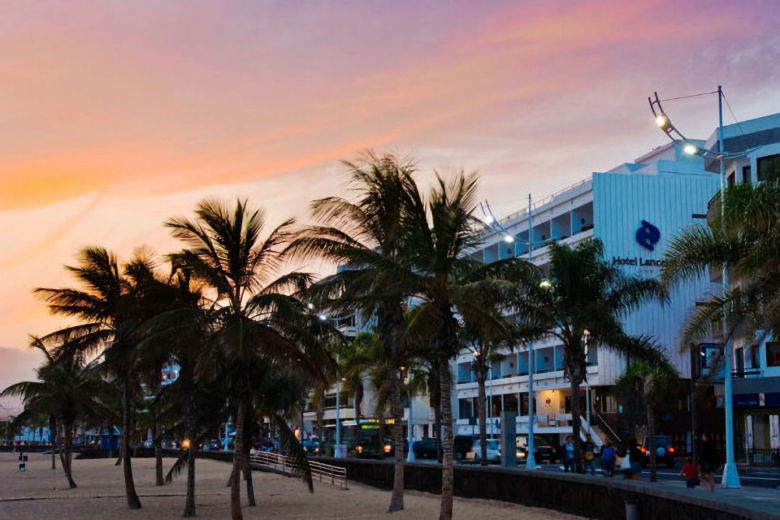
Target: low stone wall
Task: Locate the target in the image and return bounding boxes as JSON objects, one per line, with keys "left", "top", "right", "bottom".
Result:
{"left": 310, "top": 457, "right": 770, "bottom": 520}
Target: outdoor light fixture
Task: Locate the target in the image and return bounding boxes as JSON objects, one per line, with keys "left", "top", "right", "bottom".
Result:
{"left": 503, "top": 234, "right": 515, "bottom": 243}
{"left": 649, "top": 86, "right": 741, "bottom": 488}
{"left": 539, "top": 279, "right": 552, "bottom": 289}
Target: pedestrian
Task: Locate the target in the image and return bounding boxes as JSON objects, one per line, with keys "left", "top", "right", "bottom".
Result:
{"left": 680, "top": 456, "right": 699, "bottom": 488}
{"left": 583, "top": 434, "right": 596, "bottom": 475}
{"left": 562, "top": 435, "right": 575, "bottom": 472}
{"left": 601, "top": 441, "right": 616, "bottom": 477}
{"left": 628, "top": 437, "right": 642, "bottom": 480}
{"left": 698, "top": 433, "right": 719, "bottom": 492}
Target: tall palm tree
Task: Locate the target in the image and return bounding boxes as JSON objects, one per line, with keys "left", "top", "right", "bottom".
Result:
{"left": 167, "top": 199, "right": 326, "bottom": 520}
{"left": 662, "top": 172, "right": 780, "bottom": 350}
{"left": 35, "top": 248, "right": 147, "bottom": 508}
{"left": 516, "top": 239, "right": 661, "bottom": 472}
{"left": 1, "top": 337, "right": 105, "bottom": 488}
{"left": 287, "top": 151, "right": 420, "bottom": 512}
{"left": 402, "top": 172, "right": 531, "bottom": 520}
{"left": 615, "top": 356, "right": 680, "bottom": 482}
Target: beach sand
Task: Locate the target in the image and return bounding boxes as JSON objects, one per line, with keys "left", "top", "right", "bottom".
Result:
{"left": 0, "top": 452, "right": 584, "bottom": 519}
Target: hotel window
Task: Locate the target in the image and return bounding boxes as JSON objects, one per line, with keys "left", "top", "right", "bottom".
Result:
{"left": 757, "top": 153, "right": 780, "bottom": 182}
{"left": 766, "top": 342, "right": 780, "bottom": 367}
{"left": 728, "top": 171, "right": 736, "bottom": 187}
{"left": 458, "top": 398, "right": 474, "bottom": 419}
{"left": 504, "top": 393, "right": 518, "bottom": 413}
{"left": 742, "top": 165, "right": 751, "bottom": 184}
{"left": 746, "top": 344, "right": 759, "bottom": 369}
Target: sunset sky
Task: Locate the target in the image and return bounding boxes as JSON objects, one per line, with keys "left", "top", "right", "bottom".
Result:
{"left": 1, "top": 0, "right": 778, "bottom": 413}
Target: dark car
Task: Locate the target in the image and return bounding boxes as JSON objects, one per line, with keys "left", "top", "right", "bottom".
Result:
{"left": 641, "top": 435, "right": 676, "bottom": 468}
{"left": 303, "top": 438, "right": 321, "bottom": 455}
{"left": 413, "top": 438, "right": 438, "bottom": 459}
{"left": 516, "top": 435, "right": 558, "bottom": 463}
{"left": 453, "top": 435, "right": 476, "bottom": 461}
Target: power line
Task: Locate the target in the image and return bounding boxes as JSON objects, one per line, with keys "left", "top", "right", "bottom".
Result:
{"left": 721, "top": 91, "right": 747, "bottom": 137}
{"left": 659, "top": 90, "right": 718, "bottom": 102}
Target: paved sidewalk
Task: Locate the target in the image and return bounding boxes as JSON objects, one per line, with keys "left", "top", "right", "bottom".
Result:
{"left": 647, "top": 477, "right": 780, "bottom": 519}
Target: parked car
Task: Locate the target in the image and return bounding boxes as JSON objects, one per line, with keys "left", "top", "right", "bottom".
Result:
{"left": 471, "top": 438, "right": 501, "bottom": 463}
{"left": 516, "top": 435, "right": 558, "bottom": 463}
{"left": 453, "top": 435, "right": 476, "bottom": 461}
{"left": 641, "top": 435, "right": 676, "bottom": 468}
{"left": 413, "top": 438, "right": 438, "bottom": 459}
{"left": 303, "top": 438, "right": 321, "bottom": 455}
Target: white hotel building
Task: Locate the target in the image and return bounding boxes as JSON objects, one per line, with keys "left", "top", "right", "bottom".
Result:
{"left": 454, "top": 139, "right": 721, "bottom": 447}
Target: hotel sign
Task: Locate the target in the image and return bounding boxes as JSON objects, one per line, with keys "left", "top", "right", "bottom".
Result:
{"left": 611, "top": 256, "right": 667, "bottom": 267}
{"left": 635, "top": 220, "right": 660, "bottom": 251}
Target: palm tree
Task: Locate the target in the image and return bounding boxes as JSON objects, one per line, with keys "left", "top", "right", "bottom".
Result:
{"left": 1, "top": 337, "right": 105, "bottom": 488}
{"left": 615, "top": 356, "right": 680, "bottom": 482}
{"left": 402, "top": 172, "right": 531, "bottom": 520}
{"left": 662, "top": 172, "right": 780, "bottom": 351}
{"left": 35, "top": 248, "right": 148, "bottom": 508}
{"left": 287, "top": 151, "right": 420, "bottom": 512}
{"left": 166, "top": 198, "right": 327, "bottom": 520}
{"left": 515, "top": 240, "right": 661, "bottom": 472}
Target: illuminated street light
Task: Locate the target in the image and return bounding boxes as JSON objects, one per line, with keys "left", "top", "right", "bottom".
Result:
{"left": 649, "top": 86, "right": 740, "bottom": 489}
{"left": 683, "top": 143, "right": 699, "bottom": 155}
{"left": 503, "top": 234, "right": 515, "bottom": 243}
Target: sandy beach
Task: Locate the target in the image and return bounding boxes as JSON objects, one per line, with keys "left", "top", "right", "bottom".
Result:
{"left": 0, "top": 452, "right": 585, "bottom": 519}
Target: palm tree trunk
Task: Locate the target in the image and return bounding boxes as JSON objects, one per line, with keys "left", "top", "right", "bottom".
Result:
{"left": 439, "top": 358, "right": 454, "bottom": 520}
{"left": 477, "top": 371, "right": 487, "bottom": 466}
{"left": 154, "top": 419, "right": 164, "bottom": 486}
{"left": 63, "top": 422, "right": 77, "bottom": 488}
{"left": 388, "top": 369, "right": 405, "bottom": 512}
{"left": 569, "top": 378, "right": 584, "bottom": 473}
{"left": 49, "top": 415, "right": 57, "bottom": 470}
{"left": 648, "top": 404, "right": 657, "bottom": 482}
{"left": 243, "top": 449, "right": 256, "bottom": 507}
{"left": 231, "top": 397, "right": 247, "bottom": 520}
{"left": 122, "top": 377, "right": 142, "bottom": 509}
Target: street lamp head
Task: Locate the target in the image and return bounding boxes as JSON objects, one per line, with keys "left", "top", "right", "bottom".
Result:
{"left": 655, "top": 114, "right": 670, "bottom": 130}
{"left": 503, "top": 234, "right": 515, "bottom": 243}
{"left": 318, "top": 314, "right": 327, "bottom": 321}
{"left": 683, "top": 143, "right": 699, "bottom": 155}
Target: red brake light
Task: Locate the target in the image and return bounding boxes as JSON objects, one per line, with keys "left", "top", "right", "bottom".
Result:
{"left": 641, "top": 448, "right": 647, "bottom": 454}
{"left": 669, "top": 447, "right": 675, "bottom": 453}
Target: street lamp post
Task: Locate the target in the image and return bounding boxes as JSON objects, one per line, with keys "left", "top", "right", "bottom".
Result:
{"left": 649, "top": 86, "right": 740, "bottom": 488}
{"left": 405, "top": 369, "right": 416, "bottom": 463}
{"left": 583, "top": 330, "right": 591, "bottom": 434}
{"left": 526, "top": 194, "right": 539, "bottom": 469}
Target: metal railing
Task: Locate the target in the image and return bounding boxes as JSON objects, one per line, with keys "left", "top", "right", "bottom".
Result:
{"left": 746, "top": 448, "right": 780, "bottom": 467}
{"left": 249, "top": 451, "right": 348, "bottom": 489}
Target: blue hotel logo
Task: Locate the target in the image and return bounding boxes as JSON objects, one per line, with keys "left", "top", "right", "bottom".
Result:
{"left": 635, "top": 220, "right": 660, "bottom": 251}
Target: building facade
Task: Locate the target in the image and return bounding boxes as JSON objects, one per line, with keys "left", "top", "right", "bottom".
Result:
{"left": 455, "top": 140, "right": 721, "bottom": 450}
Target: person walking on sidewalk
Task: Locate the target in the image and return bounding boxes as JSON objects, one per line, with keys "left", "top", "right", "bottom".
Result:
{"left": 583, "top": 434, "right": 597, "bottom": 475}
{"left": 680, "top": 457, "right": 700, "bottom": 488}
{"left": 601, "top": 441, "right": 616, "bottom": 477}
{"left": 562, "top": 436, "right": 576, "bottom": 472}
{"left": 698, "top": 433, "right": 719, "bottom": 492}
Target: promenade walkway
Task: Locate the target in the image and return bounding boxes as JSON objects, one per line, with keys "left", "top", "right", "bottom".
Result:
{"left": 0, "top": 453, "right": 583, "bottom": 520}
